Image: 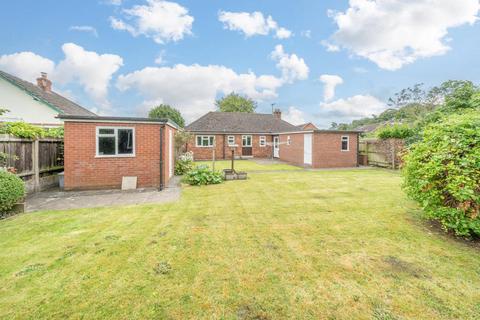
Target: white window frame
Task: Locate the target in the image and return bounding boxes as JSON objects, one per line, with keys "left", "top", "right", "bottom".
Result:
{"left": 287, "top": 136, "right": 291, "bottom": 146}
{"left": 259, "top": 136, "right": 266, "bottom": 147}
{"left": 341, "top": 136, "right": 350, "bottom": 151}
{"left": 227, "top": 135, "right": 235, "bottom": 146}
{"left": 96, "top": 126, "right": 135, "bottom": 158}
{"left": 196, "top": 135, "right": 215, "bottom": 147}
{"left": 242, "top": 135, "right": 252, "bottom": 147}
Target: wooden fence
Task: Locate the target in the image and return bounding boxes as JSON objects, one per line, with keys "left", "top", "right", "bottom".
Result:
{"left": 0, "top": 134, "right": 63, "bottom": 192}
{"left": 358, "top": 138, "right": 405, "bottom": 169}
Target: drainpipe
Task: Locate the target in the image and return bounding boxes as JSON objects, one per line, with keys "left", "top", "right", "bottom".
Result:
{"left": 159, "top": 125, "right": 165, "bottom": 191}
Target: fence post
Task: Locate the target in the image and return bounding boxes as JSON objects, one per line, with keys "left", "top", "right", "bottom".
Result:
{"left": 32, "top": 139, "right": 40, "bottom": 192}
{"left": 391, "top": 140, "right": 396, "bottom": 169}
{"left": 365, "top": 140, "right": 369, "bottom": 165}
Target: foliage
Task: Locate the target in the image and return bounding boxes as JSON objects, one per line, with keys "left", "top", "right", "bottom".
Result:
{"left": 376, "top": 124, "right": 415, "bottom": 140}
{"left": 174, "top": 151, "right": 194, "bottom": 175}
{"left": 44, "top": 127, "right": 64, "bottom": 138}
{"left": 0, "top": 171, "right": 25, "bottom": 214}
{"left": 0, "top": 122, "right": 64, "bottom": 139}
{"left": 215, "top": 92, "right": 257, "bottom": 113}
{"left": 174, "top": 130, "right": 192, "bottom": 157}
{"left": 0, "top": 107, "right": 9, "bottom": 116}
{"left": 183, "top": 165, "right": 223, "bottom": 185}
{"left": 148, "top": 104, "right": 185, "bottom": 128}
{"left": 333, "top": 80, "right": 479, "bottom": 133}
{"left": 402, "top": 111, "right": 480, "bottom": 237}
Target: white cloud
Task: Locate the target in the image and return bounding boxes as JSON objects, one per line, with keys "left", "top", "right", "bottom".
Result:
{"left": 105, "top": 0, "right": 122, "bottom": 5}
{"left": 218, "top": 11, "right": 292, "bottom": 39}
{"left": 110, "top": 0, "right": 194, "bottom": 44}
{"left": 270, "top": 45, "right": 309, "bottom": 83}
{"left": 353, "top": 67, "right": 368, "bottom": 74}
{"left": 320, "top": 94, "right": 387, "bottom": 119}
{"left": 301, "top": 30, "right": 311, "bottom": 38}
{"left": 320, "top": 40, "right": 340, "bottom": 52}
{"left": 70, "top": 25, "right": 99, "bottom": 37}
{"left": 54, "top": 43, "right": 123, "bottom": 109}
{"left": 116, "top": 65, "right": 284, "bottom": 121}
{"left": 327, "top": 0, "right": 480, "bottom": 70}
{"left": 319, "top": 74, "right": 343, "bottom": 101}
{"left": 154, "top": 50, "right": 167, "bottom": 65}
{"left": 283, "top": 106, "right": 306, "bottom": 125}
{"left": 0, "top": 52, "right": 55, "bottom": 82}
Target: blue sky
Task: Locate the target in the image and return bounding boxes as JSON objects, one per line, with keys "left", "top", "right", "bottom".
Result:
{"left": 1, "top": 0, "right": 479, "bottom": 127}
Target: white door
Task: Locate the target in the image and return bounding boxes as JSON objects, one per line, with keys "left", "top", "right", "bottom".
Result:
{"left": 169, "top": 130, "right": 174, "bottom": 178}
{"left": 273, "top": 136, "right": 280, "bottom": 158}
{"left": 304, "top": 133, "right": 312, "bottom": 165}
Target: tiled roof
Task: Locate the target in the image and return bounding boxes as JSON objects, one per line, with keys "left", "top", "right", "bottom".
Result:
{"left": 0, "top": 70, "right": 96, "bottom": 116}
{"left": 186, "top": 111, "right": 299, "bottom": 133}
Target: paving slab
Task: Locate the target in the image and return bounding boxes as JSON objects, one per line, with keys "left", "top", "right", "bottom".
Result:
{"left": 26, "top": 177, "right": 181, "bottom": 212}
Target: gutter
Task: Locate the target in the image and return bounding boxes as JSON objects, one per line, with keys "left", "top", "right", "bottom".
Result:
{"left": 159, "top": 126, "right": 165, "bottom": 191}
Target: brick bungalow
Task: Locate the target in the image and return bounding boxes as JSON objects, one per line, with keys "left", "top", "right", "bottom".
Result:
{"left": 186, "top": 110, "right": 361, "bottom": 168}
{"left": 60, "top": 115, "right": 178, "bottom": 191}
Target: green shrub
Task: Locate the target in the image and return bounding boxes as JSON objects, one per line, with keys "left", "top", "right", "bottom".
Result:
{"left": 44, "top": 127, "right": 64, "bottom": 138}
{"left": 402, "top": 112, "right": 480, "bottom": 237}
{"left": 0, "top": 171, "right": 25, "bottom": 214}
{"left": 377, "top": 124, "right": 414, "bottom": 140}
{"left": 0, "top": 122, "right": 45, "bottom": 139}
{"left": 183, "top": 165, "right": 223, "bottom": 186}
{"left": 174, "top": 151, "right": 194, "bottom": 175}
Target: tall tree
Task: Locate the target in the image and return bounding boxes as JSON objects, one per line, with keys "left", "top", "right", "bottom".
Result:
{"left": 148, "top": 104, "right": 185, "bottom": 128}
{"left": 215, "top": 92, "right": 257, "bottom": 113}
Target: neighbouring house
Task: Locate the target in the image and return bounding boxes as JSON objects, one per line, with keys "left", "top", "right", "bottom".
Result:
{"left": 185, "top": 109, "right": 361, "bottom": 168}
{"left": 0, "top": 70, "right": 95, "bottom": 126}
{"left": 296, "top": 122, "right": 318, "bottom": 130}
{"left": 59, "top": 115, "right": 178, "bottom": 191}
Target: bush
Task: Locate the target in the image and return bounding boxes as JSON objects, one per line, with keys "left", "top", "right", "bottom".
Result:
{"left": 0, "top": 171, "right": 25, "bottom": 215}
{"left": 0, "top": 122, "right": 45, "bottom": 139}
{"left": 377, "top": 124, "right": 415, "bottom": 140}
{"left": 174, "top": 151, "right": 194, "bottom": 175}
{"left": 183, "top": 165, "right": 223, "bottom": 186}
{"left": 402, "top": 112, "right": 480, "bottom": 237}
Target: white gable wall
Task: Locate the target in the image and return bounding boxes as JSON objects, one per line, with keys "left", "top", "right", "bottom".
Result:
{"left": 0, "top": 78, "right": 62, "bottom": 125}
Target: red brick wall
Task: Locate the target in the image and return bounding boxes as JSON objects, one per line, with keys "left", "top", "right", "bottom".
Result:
{"left": 186, "top": 134, "right": 273, "bottom": 160}
{"left": 64, "top": 121, "right": 175, "bottom": 190}
{"left": 278, "top": 133, "right": 305, "bottom": 165}
{"left": 312, "top": 132, "right": 358, "bottom": 168}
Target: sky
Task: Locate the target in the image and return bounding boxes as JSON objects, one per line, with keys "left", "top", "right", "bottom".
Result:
{"left": 1, "top": 0, "right": 479, "bottom": 128}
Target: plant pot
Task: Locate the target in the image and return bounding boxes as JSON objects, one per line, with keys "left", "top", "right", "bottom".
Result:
{"left": 236, "top": 172, "right": 248, "bottom": 180}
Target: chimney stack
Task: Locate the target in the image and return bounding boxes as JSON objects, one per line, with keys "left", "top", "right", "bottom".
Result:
{"left": 36, "top": 72, "right": 52, "bottom": 93}
{"left": 273, "top": 108, "right": 282, "bottom": 119}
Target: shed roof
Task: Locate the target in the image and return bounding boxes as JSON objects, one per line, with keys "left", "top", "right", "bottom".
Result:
{"left": 58, "top": 114, "right": 179, "bottom": 128}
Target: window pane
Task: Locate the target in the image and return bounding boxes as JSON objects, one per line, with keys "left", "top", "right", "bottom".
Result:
{"left": 118, "top": 129, "right": 133, "bottom": 154}
{"left": 99, "top": 128, "right": 114, "bottom": 135}
{"left": 342, "top": 139, "right": 348, "bottom": 150}
{"left": 197, "top": 136, "right": 202, "bottom": 146}
{"left": 99, "top": 136, "right": 115, "bottom": 155}
{"left": 209, "top": 137, "right": 214, "bottom": 146}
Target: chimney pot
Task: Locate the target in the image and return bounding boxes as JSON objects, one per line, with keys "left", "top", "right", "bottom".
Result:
{"left": 37, "top": 72, "right": 52, "bottom": 93}
{"left": 273, "top": 108, "right": 282, "bottom": 119}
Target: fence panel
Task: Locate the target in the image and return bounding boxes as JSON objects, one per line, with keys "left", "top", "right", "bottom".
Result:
{"left": 0, "top": 135, "right": 63, "bottom": 191}
{"left": 359, "top": 138, "right": 405, "bottom": 169}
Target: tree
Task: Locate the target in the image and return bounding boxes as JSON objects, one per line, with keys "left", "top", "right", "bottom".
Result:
{"left": 148, "top": 104, "right": 185, "bottom": 128}
{"left": 0, "top": 108, "right": 9, "bottom": 116}
{"left": 215, "top": 92, "right": 256, "bottom": 113}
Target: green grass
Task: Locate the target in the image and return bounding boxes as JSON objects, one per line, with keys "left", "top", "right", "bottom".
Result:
{"left": 194, "top": 159, "right": 302, "bottom": 172}
{"left": 1, "top": 169, "right": 480, "bottom": 319}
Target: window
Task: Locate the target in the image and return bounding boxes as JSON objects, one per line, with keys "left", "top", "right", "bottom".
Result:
{"left": 196, "top": 135, "right": 215, "bottom": 147}
{"left": 287, "top": 136, "right": 291, "bottom": 146}
{"left": 97, "top": 127, "right": 134, "bottom": 157}
{"left": 227, "top": 135, "right": 235, "bottom": 146}
{"left": 242, "top": 135, "right": 252, "bottom": 147}
{"left": 341, "top": 136, "right": 349, "bottom": 151}
{"left": 259, "top": 136, "right": 266, "bottom": 147}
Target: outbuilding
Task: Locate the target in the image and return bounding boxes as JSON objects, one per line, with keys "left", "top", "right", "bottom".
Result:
{"left": 59, "top": 115, "right": 177, "bottom": 191}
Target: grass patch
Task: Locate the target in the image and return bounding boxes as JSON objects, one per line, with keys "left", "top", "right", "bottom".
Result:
{"left": 194, "top": 159, "right": 302, "bottom": 172}
{"left": 0, "top": 169, "right": 479, "bottom": 319}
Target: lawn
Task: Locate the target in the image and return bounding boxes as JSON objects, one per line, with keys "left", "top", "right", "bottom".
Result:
{"left": 194, "top": 159, "right": 302, "bottom": 171}
{"left": 1, "top": 169, "right": 479, "bottom": 319}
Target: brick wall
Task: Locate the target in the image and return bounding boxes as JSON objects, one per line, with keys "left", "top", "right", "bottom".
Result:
{"left": 64, "top": 121, "right": 175, "bottom": 190}
{"left": 312, "top": 132, "right": 358, "bottom": 168}
{"left": 186, "top": 134, "right": 273, "bottom": 160}
{"left": 278, "top": 133, "right": 305, "bottom": 165}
